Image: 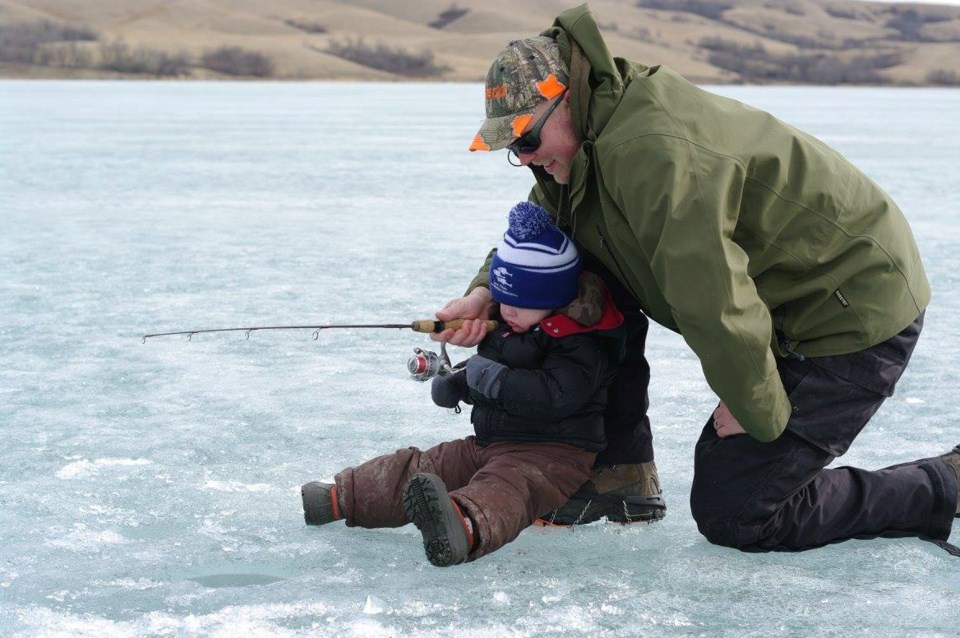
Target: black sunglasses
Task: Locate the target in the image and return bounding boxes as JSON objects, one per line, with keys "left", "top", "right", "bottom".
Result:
{"left": 507, "top": 92, "right": 567, "bottom": 156}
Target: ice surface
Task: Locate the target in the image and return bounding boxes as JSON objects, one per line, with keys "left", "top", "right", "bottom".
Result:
{"left": 1, "top": 81, "right": 958, "bottom": 637}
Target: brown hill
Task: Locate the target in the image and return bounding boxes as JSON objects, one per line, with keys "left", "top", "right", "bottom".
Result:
{"left": 1, "top": 0, "right": 958, "bottom": 84}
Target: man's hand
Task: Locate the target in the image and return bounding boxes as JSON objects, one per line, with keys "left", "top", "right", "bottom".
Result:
{"left": 431, "top": 287, "right": 497, "bottom": 347}
{"left": 712, "top": 402, "right": 747, "bottom": 438}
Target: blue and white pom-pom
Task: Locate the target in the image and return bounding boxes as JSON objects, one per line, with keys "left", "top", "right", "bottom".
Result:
{"left": 508, "top": 201, "right": 553, "bottom": 241}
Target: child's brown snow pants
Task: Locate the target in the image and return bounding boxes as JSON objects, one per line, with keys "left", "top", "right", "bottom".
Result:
{"left": 335, "top": 436, "right": 595, "bottom": 560}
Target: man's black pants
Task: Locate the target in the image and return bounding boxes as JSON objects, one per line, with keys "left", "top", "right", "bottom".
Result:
{"left": 691, "top": 314, "right": 957, "bottom": 551}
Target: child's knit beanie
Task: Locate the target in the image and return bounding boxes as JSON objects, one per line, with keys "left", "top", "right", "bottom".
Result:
{"left": 489, "top": 202, "right": 581, "bottom": 309}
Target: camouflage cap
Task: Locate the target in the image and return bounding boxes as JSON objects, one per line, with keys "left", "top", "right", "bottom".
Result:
{"left": 469, "top": 36, "right": 569, "bottom": 152}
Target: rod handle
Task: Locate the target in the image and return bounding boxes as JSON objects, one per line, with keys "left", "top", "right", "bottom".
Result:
{"left": 410, "top": 319, "right": 499, "bottom": 333}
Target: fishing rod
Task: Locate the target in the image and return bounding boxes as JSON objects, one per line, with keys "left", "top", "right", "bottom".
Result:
{"left": 142, "top": 319, "right": 497, "bottom": 342}
{"left": 141, "top": 318, "right": 499, "bottom": 382}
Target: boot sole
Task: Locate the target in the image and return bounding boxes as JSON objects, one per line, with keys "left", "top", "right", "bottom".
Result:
{"left": 403, "top": 473, "right": 469, "bottom": 567}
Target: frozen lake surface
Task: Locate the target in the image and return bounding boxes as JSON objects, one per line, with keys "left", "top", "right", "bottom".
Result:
{"left": 1, "top": 81, "right": 959, "bottom": 636}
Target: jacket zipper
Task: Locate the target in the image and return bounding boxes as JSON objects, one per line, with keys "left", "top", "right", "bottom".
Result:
{"left": 596, "top": 225, "right": 631, "bottom": 289}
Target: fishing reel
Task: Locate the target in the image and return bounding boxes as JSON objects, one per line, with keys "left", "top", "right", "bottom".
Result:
{"left": 407, "top": 342, "right": 452, "bottom": 382}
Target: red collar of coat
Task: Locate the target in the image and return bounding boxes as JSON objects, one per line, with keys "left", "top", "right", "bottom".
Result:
{"left": 538, "top": 282, "right": 624, "bottom": 338}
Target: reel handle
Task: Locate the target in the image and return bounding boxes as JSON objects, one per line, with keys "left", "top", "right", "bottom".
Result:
{"left": 410, "top": 319, "right": 499, "bottom": 333}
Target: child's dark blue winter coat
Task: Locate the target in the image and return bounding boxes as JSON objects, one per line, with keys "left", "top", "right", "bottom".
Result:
{"left": 470, "top": 272, "right": 625, "bottom": 452}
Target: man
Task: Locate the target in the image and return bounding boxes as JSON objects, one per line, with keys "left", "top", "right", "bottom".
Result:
{"left": 436, "top": 3, "right": 959, "bottom": 552}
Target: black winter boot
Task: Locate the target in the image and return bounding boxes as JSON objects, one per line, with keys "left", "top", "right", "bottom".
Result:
{"left": 301, "top": 481, "right": 342, "bottom": 525}
{"left": 403, "top": 473, "right": 474, "bottom": 567}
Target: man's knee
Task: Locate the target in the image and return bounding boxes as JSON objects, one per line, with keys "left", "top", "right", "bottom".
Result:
{"left": 690, "top": 491, "right": 757, "bottom": 549}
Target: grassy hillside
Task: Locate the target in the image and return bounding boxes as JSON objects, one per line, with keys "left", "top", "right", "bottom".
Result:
{"left": 1, "top": 0, "right": 958, "bottom": 84}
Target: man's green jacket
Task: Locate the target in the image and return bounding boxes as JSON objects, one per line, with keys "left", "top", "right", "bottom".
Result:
{"left": 469, "top": 3, "right": 929, "bottom": 442}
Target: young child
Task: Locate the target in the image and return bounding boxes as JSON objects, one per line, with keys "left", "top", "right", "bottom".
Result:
{"left": 301, "top": 201, "right": 626, "bottom": 567}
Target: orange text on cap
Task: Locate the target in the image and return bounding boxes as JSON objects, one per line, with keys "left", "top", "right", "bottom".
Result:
{"left": 486, "top": 85, "right": 507, "bottom": 100}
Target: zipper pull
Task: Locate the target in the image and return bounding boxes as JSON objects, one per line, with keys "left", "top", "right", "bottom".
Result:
{"left": 778, "top": 333, "right": 806, "bottom": 361}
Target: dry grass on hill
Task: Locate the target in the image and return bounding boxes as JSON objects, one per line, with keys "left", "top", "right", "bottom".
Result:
{"left": 0, "top": 0, "right": 958, "bottom": 84}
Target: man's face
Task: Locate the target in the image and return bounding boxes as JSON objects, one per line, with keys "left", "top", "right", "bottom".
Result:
{"left": 513, "top": 93, "right": 581, "bottom": 184}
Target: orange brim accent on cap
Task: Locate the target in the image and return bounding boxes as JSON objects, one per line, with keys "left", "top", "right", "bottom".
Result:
{"left": 537, "top": 73, "right": 567, "bottom": 100}
{"left": 471, "top": 104, "right": 537, "bottom": 152}
{"left": 469, "top": 134, "right": 491, "bottom": 152}
{"left": 511, "top": 114, "right": 533, "bottom": 137}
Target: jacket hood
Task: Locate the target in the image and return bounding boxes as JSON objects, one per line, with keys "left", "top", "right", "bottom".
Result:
{"left": 541, "top": 271, "right": 624, "bottom": 338}
{"left": 540, "top": 3, "right": 641, "bottom": 144}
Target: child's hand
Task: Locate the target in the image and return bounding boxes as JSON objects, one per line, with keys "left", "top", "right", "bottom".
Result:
{"left": 431, "top": 369, "right": 469, "bottom": 409}
{"left": 466, "top": 355, "right": 508, "bottom": 399}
